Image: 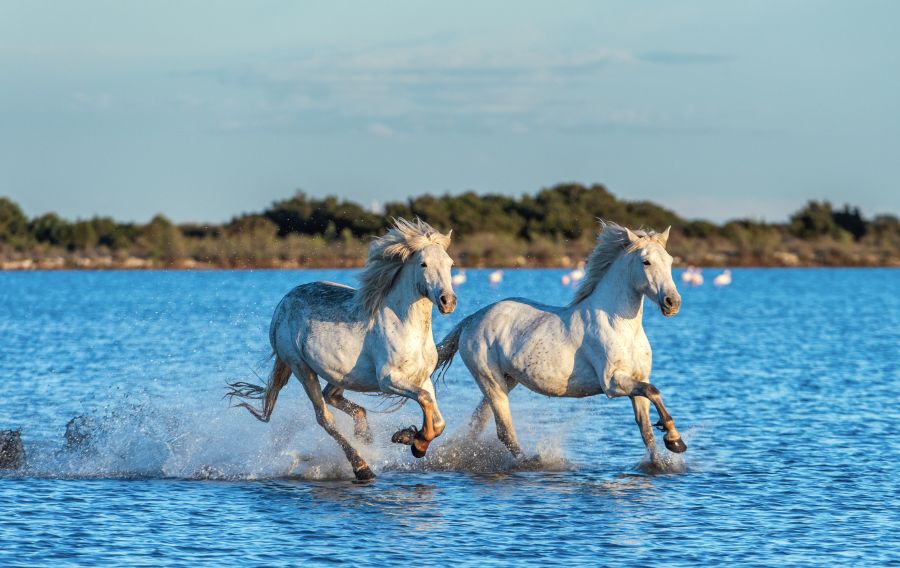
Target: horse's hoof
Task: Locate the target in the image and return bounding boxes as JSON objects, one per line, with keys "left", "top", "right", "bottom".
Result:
{"left": 354, "top": 465, "right": 376, "bottom": 481}
{"left": 391, "top": 426, "right": 418, "bottom": 446}
{"left": 665, "top": 437, "right": 687, "bottom": 453}
{"left": 411, "top": 441, "right": 428, "bottom": 458}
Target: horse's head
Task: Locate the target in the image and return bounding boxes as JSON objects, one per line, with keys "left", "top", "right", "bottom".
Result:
{"left": 413, "top": 241, "right": 457, "bottom": 314}
{"left": 626, "top": 226, "right": 681, "bottom": 317}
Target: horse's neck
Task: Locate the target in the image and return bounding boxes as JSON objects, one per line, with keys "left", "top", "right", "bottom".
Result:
{"left": 378, "top": 265, "right": 433, "bottom": 335}
{"left": 579, "top": 255, "right": 644, "bottom": 329}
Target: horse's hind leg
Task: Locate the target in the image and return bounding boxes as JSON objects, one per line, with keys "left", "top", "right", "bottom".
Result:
{"left": 323, "top": 384, "right": 372, "bottom": 444}
{"left": 468, "top": 374, "right": 516, "bottom": 438}
{"left": 474, "top": 372, "right": 522, "bottom": 458}
{"left": 468, "top": 397, "right": 493, "bottom": 437}
{"left": 297, "top": 369, "right": 374, "bottom": 480}
{"left": 486, "top": 392, "right": 522, "bottom": 458}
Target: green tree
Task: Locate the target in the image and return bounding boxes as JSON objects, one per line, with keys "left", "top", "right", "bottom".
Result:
{"left": 832, "top": 205, "right": 866, "bottom": 240}
{"left": 142, "top": 214, "right": 184, "bottom": 263}
{"left": 30, "top": 213, "right": 73, "bottom": 246}
{"left": 90, "top": 217, "right": 136, "bottom": 249}
{"left": 0, "top": 197, "right": 31, "bottom": 248}
{"left": 70, "top": 220, "right": 98, "bottom": 250}
{"left": 790, "top": 201, "right": 838, "bottom": 239}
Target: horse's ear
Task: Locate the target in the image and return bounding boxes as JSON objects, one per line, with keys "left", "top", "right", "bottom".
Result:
{"left": 625, "top": 227, "right": 640, "bottom": 244}
{"left": 447, "top": 229, "right": 453, "bottom": 239}
{"left": 660, "top": 226, "right": 671, "bottom": 246}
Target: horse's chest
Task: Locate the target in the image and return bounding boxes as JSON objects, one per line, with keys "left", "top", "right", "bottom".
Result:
{"left": 390, "top": 343, "right": 437, "bottom": 383}
{"left": 622, "top": 335, "right": 652, "bottom": 380}
{"left": 588, "top": 325, "right": 652, "bottom": 380}
{"left": 384, "top": 329, "right": 437, "bottom": 382}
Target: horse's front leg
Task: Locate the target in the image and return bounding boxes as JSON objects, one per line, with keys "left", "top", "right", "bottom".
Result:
{"left": 383, "top": 376, "right": 443, "bottom": 458}
{"left": 630, "top": 395, "right": 657, "bottom": 457}
{"left": 608, "top": 374, "right": 687, "bottom": 454}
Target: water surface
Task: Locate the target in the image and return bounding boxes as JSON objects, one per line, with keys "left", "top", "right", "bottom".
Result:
{"left": 1, "top": 269, "right": 898, "bottom": 566}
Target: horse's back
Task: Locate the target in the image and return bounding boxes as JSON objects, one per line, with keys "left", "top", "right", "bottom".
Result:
{"left": 467, "top": 297, "right": 561, "bottom": 335}
{"left": 460, "top": 297, "right": 598, "bottom": 397}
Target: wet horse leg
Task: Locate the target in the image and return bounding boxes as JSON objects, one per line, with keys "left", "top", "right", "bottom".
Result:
{"left": 484, "top": 387, "right": 522, "bottom": 458}
{"left": 630, "top": 396, "right": 658, "bottom": 458}
{"left": 608, "top": 374, "right": 687, "bottom": 453}
{"left": 472, "top": 370, "right": 521, "bottom": 458}
{"left": 384, "top": 376, "right": 444, "bottom": 458}
{"left": 469, "top": 373, "right": 517, "bottom": 439}
{"left": 297, "top": 368, "right": 374, "bottom": 480}
{"left": 322, "top": 384, "right": 372, "bottom": 444}
{"left": 468, "top": 397, "right": 493, "bottom": 437}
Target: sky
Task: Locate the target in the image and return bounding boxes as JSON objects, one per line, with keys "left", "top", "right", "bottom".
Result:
{"left": 1, "top": 0, "right": 898, "bottom": 224}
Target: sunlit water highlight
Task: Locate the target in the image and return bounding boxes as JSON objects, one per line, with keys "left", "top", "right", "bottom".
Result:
{"left": 1, "top": 269, "right": 898, "bottom": 565}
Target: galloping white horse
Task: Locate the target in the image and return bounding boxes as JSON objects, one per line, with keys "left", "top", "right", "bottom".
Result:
{"left": 435, "top": 221, "right": 687, "bottom": 460}
{"left": 228, "top": 218, "right": 457, "bottom": 480}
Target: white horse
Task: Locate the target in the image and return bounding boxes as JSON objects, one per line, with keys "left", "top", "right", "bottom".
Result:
{"left": 227, "top": 218, "right": 457, "bottom": 480}
{"left": 434, "top": 221, "right": 687, "bottom": 461}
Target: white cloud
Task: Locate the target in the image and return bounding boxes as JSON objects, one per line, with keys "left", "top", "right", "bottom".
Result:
{"left": 189, "top": 41, "right": 725, "bottom": 136}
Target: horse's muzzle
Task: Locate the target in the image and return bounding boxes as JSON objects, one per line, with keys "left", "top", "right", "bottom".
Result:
{"left": 438, "top": 293, "right": 457, "bottom": 314}
{"left": 660, "top": 294, "right": 681, "bottom": 317}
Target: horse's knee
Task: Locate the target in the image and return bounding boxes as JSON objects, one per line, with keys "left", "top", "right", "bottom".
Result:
{"left": 642, "top": 383, "right": 660, "bottom": 397}
{"left": 314, "top": 407, "right": 334, "bottom": 428}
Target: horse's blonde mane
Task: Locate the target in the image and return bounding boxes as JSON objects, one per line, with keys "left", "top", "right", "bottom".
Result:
{"left": 356, "top": 218, "right": 451, "bottom": 316}
{"left": 570, "top": 220, "right": 666, "bottom": 306}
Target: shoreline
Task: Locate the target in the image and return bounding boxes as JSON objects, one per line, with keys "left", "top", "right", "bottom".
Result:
{"left": 2, "top": 259, "right": 898, "bottom": 272}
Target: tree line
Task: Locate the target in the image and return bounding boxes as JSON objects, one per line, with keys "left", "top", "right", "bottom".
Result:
{"left": 1, "top": 183, "right": 898, "bottom": 268}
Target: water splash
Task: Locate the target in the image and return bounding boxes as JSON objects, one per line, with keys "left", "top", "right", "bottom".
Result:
{"left": 2, "top": 376, "right": 701, "bottom": 481}
{"left": 5, "top": 387, "right": 605, "bottom": 481}
{"left": 385, "top": 430, "right": 575, "bottom": 475}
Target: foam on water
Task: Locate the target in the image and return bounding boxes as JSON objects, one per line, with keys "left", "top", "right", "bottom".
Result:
{"left": 6, "top": 386, "right": 618, "bottom": 481}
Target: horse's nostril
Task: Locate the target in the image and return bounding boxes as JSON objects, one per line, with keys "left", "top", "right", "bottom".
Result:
{"left": 440, "top": 294, "right": 450, "bottom": 305}
{"left": 664, "top": 296, "right": 674, "bottom": 307}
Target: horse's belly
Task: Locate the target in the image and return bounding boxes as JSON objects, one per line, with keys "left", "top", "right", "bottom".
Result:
{"left": 300, "top": 330, "right": 379, "bottom": 388}
{"left": 509, "top": 348, "right": 600, "bottom": 398}
{"left": 516, "top": 364, "right": 602, "bottom": 398}
{"left": 337, "top": 368, "right": 382, "bottom": 392}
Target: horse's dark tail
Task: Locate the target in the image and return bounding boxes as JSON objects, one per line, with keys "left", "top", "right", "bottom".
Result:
{"left": 433, "top": 314, "right": 475, "bottom": 384}
{"left": 226, "top": 354, "right": 292, "bottom": 423}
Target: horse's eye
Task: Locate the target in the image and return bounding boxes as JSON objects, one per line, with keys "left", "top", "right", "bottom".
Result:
{"left": 421, "top": 262, "right": 427, "bottom": 267}
{"left": 642, "top": 260, "right": 651, "bottom": 266}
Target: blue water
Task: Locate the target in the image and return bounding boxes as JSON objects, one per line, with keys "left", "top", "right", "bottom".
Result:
{"left": 1, "top": 268, "right": 898, "bottom": 566}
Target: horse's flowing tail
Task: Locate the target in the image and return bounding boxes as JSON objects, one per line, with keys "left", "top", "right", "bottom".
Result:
{"left": 226, "top": 354, "right": 292, "bottom": 422}
{"left": 433, "top": 315, "right": 474, "bottom": 383}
